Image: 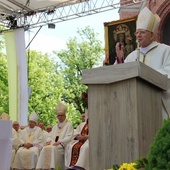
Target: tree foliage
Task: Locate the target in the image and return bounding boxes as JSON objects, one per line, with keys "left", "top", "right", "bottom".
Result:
{"left": 27, "top": 50, "right": 64, "bottom": 126}
{"left": 0, "top": 29, "right": 5, "bottom": 51}
{"left": 0, "top": 26, "right": 104, "bottom": 128}
{"left": 54, "top": 26, "right": 104, "bottom": 113}
{"left": 0, "top": 52, "right": 9, "bottom": 113}
{"left": 0, "top": 33, "right": 8, "bottom": 113}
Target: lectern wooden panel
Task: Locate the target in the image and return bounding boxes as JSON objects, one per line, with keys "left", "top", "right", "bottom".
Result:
{"left": 0, "top": 120, "right": 12, "bottom": 170}
{"left": 82, "top": 61, "right": 168, "bottom": 170}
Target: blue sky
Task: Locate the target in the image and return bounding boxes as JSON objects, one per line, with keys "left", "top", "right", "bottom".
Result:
{"left": 25, "top": 8, "right": 120, "bottom": 53}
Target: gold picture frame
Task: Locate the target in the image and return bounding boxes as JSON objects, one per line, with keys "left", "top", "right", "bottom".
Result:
{"left": 104, "top": 17, "right": 137, "bottom": 65}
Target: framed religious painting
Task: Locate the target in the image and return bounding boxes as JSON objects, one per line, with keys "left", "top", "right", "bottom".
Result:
{"left": 104, "top": 17, "right": 137, "bottom": 65}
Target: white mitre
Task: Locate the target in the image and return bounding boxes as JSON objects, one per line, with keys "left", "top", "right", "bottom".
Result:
{"left": 56, "top": 102, "right": 67, "bottom": 114}
{"left": 136, "top": 7, "right": 160, "bottom": 33}
{"left": 0, "top": 112, "right": 10, "bottom": 120}
{"left": 29, "top": 112, "right": 38, "bottom": 124}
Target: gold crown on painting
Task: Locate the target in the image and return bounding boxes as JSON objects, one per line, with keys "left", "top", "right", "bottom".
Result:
{"left": 113, "top": 24, "right": 129, "bottom": 35}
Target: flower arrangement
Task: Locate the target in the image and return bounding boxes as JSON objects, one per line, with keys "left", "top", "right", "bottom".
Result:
{"left": 116, "top": 163, "right": 137, "bottom": 170}
{"left": 105, "top": 157, "right": 149, "bottom": 170}
{"left": 105, "top": 163, "right": 137, "bottom": 170}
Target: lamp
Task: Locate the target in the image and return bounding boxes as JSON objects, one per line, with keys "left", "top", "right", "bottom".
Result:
{"left": 6, "top": 16, "right": 18, "bottom": 29}
{"left": 48, "top": 23, "right": 55, "bottom": 29}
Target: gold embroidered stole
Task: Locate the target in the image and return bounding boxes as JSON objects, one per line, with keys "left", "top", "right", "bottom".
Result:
{"left": 69, "top": 123, "right": 89, "bottom": 166}
{"left": 26, "top": 127, "right": 35, "bottom": 143}
{"left": 52, "top": 120, "right": 67, "bottom": 142}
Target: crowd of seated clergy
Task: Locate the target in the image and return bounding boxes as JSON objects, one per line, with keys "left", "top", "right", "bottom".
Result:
{"left": 11, "top": 118, "right": 55, "bottom": 170}
{"left": 1, "top": 104, "right": 89, "bottom": 170}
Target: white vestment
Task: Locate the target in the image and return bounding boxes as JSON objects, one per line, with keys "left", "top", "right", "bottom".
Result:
{"left": 36, "top": 120, "right": 74, "bottom": 170}
{"left": 125, "top": 41, "right": 170, "bottom": 119}
{"left": 13, "top": 126, "right": 43, "bottom": 169}
{"left": 65, "top": 122, "right": 89, "bottom": 170}
{"left": 15, "top": 129, "right": 22, "bottom": 147}
{"left": 42, "top": 130, "right": 51, "bottom": 145}
{"left": 10, "top": 128, "right": 19, "bottom": 169}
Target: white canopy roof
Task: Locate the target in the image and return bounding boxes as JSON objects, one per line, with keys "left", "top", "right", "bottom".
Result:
{"left": 0, "top": 0, "right": 84, "bottom": 14}
{"left": 0, "top": 0, "right": 145, "bottom": 30}
{"left": 0, "top": 0, "right": 87, "bottom": 29}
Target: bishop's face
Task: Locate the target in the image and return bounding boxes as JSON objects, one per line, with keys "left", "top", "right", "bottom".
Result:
{"left": 29, "top": 120, "right": 36, "bottom": 128}
{"left": 13, "top": 123, "right": 20, "bottom": 131}
{"left": 57, "top": 112, "right": 66, "bottom": 123}
{"left": 135, "top": 29, "right": 154, "bottom": 47}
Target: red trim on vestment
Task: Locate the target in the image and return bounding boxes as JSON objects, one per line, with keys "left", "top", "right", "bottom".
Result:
{"left": 69, "top": 123, "right": 88, "bottom": 167}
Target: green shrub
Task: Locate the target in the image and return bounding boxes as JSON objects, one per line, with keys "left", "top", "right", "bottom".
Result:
{"left": 147, "top": 118, "right": 170, "bottom": 169}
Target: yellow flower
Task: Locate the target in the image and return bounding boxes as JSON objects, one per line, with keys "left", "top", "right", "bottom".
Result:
{"left": 119, "top": 163, "right": 137, "bottom": 170}
{"left": 104, "top": 162, "right": 137, "bottom": 170}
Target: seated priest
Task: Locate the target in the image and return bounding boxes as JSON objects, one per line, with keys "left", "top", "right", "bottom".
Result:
{"left": 11, "top": 127, "right": 19, "bottom": 169}
{"left": 36, "top": 102, "right": 74, "bottom": 170}
{"left": 38, "top": 121, "right": 51, "bottom": 145}
{"left": 13, "top": 112, "right": 44, "bottom": 170}
{"left": 65, "top": 116, "right": 89, "bottom": 170}
{"left": 46, "top": 125, "right": 52, "bottom": 133}
{"left": 13, "top": 121, "right": 22, "bottom": 135}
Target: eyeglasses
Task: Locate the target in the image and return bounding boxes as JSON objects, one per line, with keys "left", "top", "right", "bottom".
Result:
{"left": 57, "top": 115, "right": 65, "bottom": 117}
{"left": 134, "top": 30, "right": 152, "bottom": 36}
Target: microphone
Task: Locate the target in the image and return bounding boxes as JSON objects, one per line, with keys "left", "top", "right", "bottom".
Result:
{"left": 55, "top": 136, "right": 59, "bottom": 142}
{"left": 136, "top": 39, "right": 140, "bottom": 44}
{"left": 136, "top": 40, "right": 140, "bottom": 61}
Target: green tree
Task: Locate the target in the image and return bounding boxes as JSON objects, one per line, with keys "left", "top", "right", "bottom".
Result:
{"left": 0, "top": 52, "right": 9, "bottom": 113}
{"left": 54, "top": 26, "right": 104, "bottom": 113}
{"left": 0, "top": 32, "right": 8, "bottom": 113}
{"left": 27, "top": 50, "right": 81, "bottom": 128}
{"left": 0, "top": 26, "right": 104, "bottom": 128}
{"left": 0, "top": 29, "right": 5, "bottom": 51}
{"left": 27, "top": 50, "right": 64, "bottom": 126}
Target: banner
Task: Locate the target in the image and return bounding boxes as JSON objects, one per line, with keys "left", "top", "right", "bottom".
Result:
{"left": 4, "top": 28, "right": 28, "bottom": 125}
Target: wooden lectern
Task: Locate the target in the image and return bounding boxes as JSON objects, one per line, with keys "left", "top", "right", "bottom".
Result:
{"left": 82, "top": 61, "right": 168, "bottom": 170}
